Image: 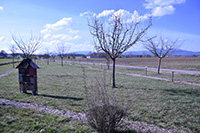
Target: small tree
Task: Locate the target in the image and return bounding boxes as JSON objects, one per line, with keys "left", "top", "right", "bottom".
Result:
{"left": 88, "top": 15, "right": 152, "bottom": 88}
{"left": 82, "top": 68, "right": 129, "bottom": 133}
{"left": 143, "top": 36, "right": 181, "bottom": 74}
{"left": 12, "top": 33, "right": 42, "bottom": 59}
{"left": 9, "top": 44, "right": 17, "bottom": 68}
{"left": 56, "top": 44, "right": 70, "bottom": 66}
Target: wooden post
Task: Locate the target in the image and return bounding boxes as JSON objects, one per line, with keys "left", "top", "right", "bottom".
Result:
{"left": 171, "top": 71, "right": 174, "bottom": 82}
{"left": 145, "top": 66, "right": 148, "bottom": 76}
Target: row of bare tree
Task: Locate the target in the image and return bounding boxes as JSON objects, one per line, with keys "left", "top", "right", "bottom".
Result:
{"left": 10, "top": 14, "right": 182, "bottom": 88}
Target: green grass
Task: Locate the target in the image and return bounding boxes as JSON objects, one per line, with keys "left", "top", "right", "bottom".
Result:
{"left": 0, "top": 59, "right": 12, "bottom": 63}
{"left": 0, "top": 60, "right": 200, "bottom": 132}
{"left": 0, "top": 105, "right": 93, "bottom": 132}
{"left": 0, "top": 64, "right": 17, "bottom": 75}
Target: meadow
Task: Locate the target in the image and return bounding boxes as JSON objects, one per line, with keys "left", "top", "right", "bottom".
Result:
{"left": 0, "top": 58, "right": 200, "bottom": 132}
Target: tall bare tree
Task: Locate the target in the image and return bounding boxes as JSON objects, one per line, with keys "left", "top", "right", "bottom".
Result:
{"left": 88, "top": 15, "right": 152, "bottom": 88}
{"left": 143, "top": 36, "right": 181, "bottom": 74}
{"left": 56, "top": 44, "right": 70, "bottom": 66}
{"left": 12, "top": 33, "right": 42, "bottom": 59}
{"left": 9, "top": 44, "right": 18, "bottom": 68}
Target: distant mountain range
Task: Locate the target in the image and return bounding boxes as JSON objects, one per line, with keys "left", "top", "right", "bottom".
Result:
{"left": 123, "top": 49, "right": 200, "bottom": 56}
{"left": 70, "top": 49, "right": 200, "bottom": 56}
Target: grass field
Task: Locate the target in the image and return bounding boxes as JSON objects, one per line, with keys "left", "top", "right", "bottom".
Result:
{"left": 0, "top": 105, "right": 93, "bottom": 132}
{"left": 0, "top": 59, "right": 12, "bottom": 63}
{"left": 0, "top": 60, "right": 200, "bottom": 132}
{"left": 76, "top": 57, "right": 200, "bottom": 71}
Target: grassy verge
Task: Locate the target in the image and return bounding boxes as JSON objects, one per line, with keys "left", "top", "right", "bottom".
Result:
{"left": 0, "top": 105, "right": 93, "bottom": 132}
{"left": 0, "top": 59, "right": 12, "bottom": 63}
{"left": 0, "top": 60, "right": 200, "bottom": 132}
{"left": 0, "top": 64, "right": 16, "bottom": 75}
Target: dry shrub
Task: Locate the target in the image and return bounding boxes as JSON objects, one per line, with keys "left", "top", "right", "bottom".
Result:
{"left": 82, "top": 67, "right": 129, "bottom": 133}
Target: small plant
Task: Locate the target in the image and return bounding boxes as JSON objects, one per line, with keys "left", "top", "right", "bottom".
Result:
{"left": 82, "top": 67, "right": 129, "bottom": 133}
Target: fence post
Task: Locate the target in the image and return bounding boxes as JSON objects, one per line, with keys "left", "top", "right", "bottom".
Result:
{"left": 171, "top": 71, "right": 174, "bottom": 82}
{"left": 145, "top": 66, "right": 148, "bottom": 76}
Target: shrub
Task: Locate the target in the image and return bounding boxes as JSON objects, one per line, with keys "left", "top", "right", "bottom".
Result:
{"left": 82, "top": 67, "right": 129, "bottom": 133}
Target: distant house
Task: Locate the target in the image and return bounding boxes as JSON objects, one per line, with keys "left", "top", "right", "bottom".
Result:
{"left": 86, "top": 56, "right": 91, "bottom": 59}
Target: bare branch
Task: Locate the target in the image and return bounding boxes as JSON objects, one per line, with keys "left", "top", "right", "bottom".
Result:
{"left": 11, "top": 33, "right": 42, "bottom": 58}
{"left": 88, "top": 14, "right": 152, "bottom": 87}
{"left": 143, "top": 36, "right": 182, "bottom": 74}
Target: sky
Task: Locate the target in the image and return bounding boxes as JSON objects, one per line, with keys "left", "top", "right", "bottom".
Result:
{"left": 0, "top": 0, "right": 200, "bottom": 54}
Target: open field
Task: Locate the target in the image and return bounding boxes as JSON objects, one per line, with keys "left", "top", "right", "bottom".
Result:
{"left": 0, "top": 59, "right": 12, "bottom": 63}
{"left": 0, "top": 60, "right": 200, "bottom": 132}
{"left": 75, "top": 57, "right": 200, "bottom": 71}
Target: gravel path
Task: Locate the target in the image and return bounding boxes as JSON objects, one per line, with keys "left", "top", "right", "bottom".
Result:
{"left": 0, "top": 98, "right": 188, "bottom": 133}
{"left": 86, "top": 67, "right": 200, "bottom": 87}
{"left": 0, "top": 70, "right": 16, "bottom": 78}
{"left": 66, "top": 60, "right": 200, "bottom": 74}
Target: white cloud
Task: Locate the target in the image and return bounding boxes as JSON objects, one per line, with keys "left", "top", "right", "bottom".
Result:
{"left": 144, "top": 0, "right": 186, "bottom": 17}
{"left": 40, "top": 28, "right": 51, "bottom": 34}
{"left": 152, "top": 5, "right": 175, "bottom": 16}
{"left": 73, "top": 35, "right": 81, "bottom": 40}
{"left": 112, "top": 9, "right": 149, "bottom": 23}
{"left": 10, "top": 40, "right": 16, "bottom": 45}
{"left": 43, "top": 40, "right": 61, "bottom": 46}
{"left": 69, "top": 42, "right": 94, "bottom": 52}
{"left": 45, "top": 17, "right": 72, "bottom": 30}
{"left": 144, "top": 0, "right": 186, "bottom": 9}
{"left": 0, "top": 36, "right": 6, "bottom": 42}
{"left": 96, "top": 10, "right": 115, "bottom": 18}
{"left": 43, "top": 33, "right": 80, "bottom": 42}
{"left": 43, "top": 34, "right": 51, "bottom": 40}
{"left": 66, "top": 28, "right": 79, "bottom": 34}
{"left": 80, "top": 11, "right": 92, "bottom": 17}
{"left": 52, "top": 34, "right": 73, "bottom": 41}
{"left": 0, "top": 6, "right": 3, "bottom": 11}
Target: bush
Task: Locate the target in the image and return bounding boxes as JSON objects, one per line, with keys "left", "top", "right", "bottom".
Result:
{"left": 82, "top": 68, "right": 128, "bottom": 133}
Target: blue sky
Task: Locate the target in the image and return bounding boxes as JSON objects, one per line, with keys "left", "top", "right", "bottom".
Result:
{"left": 0, "top": 0, "right": 200, "bottom": 54}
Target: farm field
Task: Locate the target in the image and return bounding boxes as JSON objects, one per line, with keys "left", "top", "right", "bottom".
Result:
{"left": 0, "top": 60, "right": 200, "bottom": 132}
{"left": 76, "top": 57, "right": 200, "bottom": 71}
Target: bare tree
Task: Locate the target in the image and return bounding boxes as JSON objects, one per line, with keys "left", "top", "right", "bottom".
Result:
{"left": 56, "top": 44, "right": 70, "bottom": 66}
{"left": 143, "top": 36, "right": 181, "bottom": 74}
{"left": 12, "top": 33, "right": 42, "bottom": 58}
{"left": 88, "top": 15, "right": 152, "bottom": 88}
{"left": 50, "top": 52, "right": 56, "bottom": 62}
{"left": 9, "top": 44, "right": 18, "bottom": 68}
{"left": 44, "top": 49, "right": 50, "bottom": 65}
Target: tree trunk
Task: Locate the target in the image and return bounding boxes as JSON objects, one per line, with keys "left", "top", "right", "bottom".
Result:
{"left": 12, "top": 55, "right": 14, "bottom": 68}
{"left": 47, "top": 58, "right": 49, "bottom": 65}
{"left": 157, "top": 58, "right": 162, "bottom": 74}
{"left": 61, "top": 57, "right": 63, "bottom": 66}
{"left": 112, "top": 58, "right": 116, "bottom": 88}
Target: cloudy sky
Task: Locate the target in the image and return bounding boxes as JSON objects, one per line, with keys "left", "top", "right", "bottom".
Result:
{"left": 0, "top": 0, "right": 200, "bottom": 54}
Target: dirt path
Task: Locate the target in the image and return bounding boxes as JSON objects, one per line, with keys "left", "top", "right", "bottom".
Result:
{"left": 0, "top": 70, "right": 16, "bottom": 78}
{"left": 0, "top": 98, "right": 187, "bottom": 133}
